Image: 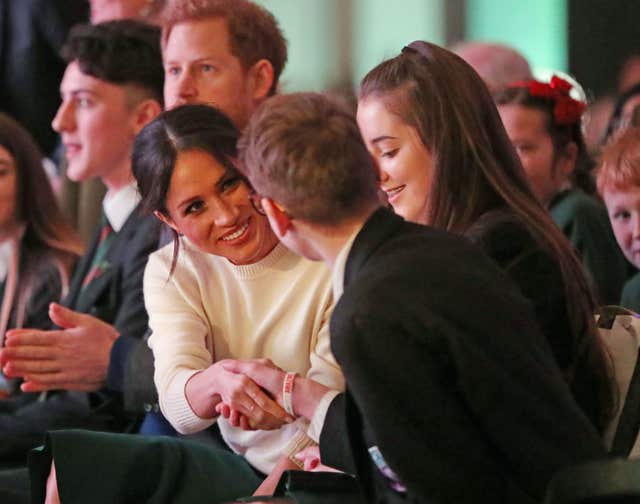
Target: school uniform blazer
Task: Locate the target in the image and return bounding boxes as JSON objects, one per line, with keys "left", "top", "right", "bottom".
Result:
{"left": 0, "top": 242, "right": 65, "bottom": 332}
{"left": 0, "top": 206, "right": 160, "bottom": 462}
{"left": 320, "top": 208, "right": 605, "bottom": 504}
{"left": 11, "top": 204, "right": 163, "bottom": 437}
{"left": 64, "top": 204, "right": 160, "bottom": 400}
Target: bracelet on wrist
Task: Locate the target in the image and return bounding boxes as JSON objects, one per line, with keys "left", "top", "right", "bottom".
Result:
{"left": 282, "top": 371, "right": 297, "bottom": 416}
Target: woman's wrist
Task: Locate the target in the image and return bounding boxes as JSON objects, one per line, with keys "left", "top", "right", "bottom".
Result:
{"left": 184, "top": 367, "right": 222, "bottom": 419}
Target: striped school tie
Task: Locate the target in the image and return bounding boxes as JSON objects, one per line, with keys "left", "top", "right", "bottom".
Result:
{"left": 81, "top": 214, "right": 115, "bottom": 290}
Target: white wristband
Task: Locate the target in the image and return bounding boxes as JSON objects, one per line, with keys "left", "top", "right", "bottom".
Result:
{"left": 282, "top": 372, "right": 297, "bottom": 416}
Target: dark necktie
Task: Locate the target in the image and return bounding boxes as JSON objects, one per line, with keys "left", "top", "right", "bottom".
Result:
{"left": 81, "top": 214, "right": 115, "bottom": 290}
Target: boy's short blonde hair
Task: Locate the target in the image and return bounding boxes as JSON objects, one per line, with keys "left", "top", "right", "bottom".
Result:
{"left": 598, "top": 126, "right": 640, "bottom": 194}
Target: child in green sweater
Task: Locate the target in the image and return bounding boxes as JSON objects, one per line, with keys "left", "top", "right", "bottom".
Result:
{"left": 598, "top": 125, "right": 640, "bottom": 311}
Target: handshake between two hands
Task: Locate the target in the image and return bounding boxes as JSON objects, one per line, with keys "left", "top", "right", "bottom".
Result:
{"left": 213, "top": 358, "right": 295, "bottom": 431}
{"left": 215, "top": 359, "right": 340, "bottom": 476}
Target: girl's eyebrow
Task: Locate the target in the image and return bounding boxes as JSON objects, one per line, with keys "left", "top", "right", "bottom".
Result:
{"left": 371, "top": 135, "right": 396, "bottom": 144}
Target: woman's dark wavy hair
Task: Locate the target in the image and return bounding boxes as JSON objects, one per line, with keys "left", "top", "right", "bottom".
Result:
{"left": 359, "top": 41, "right": 615, "bottom": 433}
{"left": 493, "top": 85, "right": 596, "bottom": 196}
{"left": 0, "top": 113, "right": 83, "bottom": 326}
{"left": 132, "top": 104, "right": 240, "bottom": 274}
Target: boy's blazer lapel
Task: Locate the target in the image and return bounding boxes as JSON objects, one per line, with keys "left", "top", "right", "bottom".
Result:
{"left": 64, "top": 205, "right": 145, "bottom": 318}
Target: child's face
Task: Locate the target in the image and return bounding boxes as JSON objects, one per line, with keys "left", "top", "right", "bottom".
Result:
{"left": 603, "top": 185, "right": 640, "bottom": 268}
{"left": 498, "top": 104, "right": 565, "bottom": 207}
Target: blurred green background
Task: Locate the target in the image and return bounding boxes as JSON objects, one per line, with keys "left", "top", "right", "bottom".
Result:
{"left": 254, "top": 0, "right": 637, "bottom": 99}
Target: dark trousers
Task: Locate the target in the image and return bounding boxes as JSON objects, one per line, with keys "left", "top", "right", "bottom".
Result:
{"left": 0, "top": 468, "right": 29, "bottom": 504}
{"left": 0, "top": 391, "right": 95, "bottom": 465}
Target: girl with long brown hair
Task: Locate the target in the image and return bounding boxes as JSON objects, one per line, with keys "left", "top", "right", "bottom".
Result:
{"left": 356, "top": 41, "right": 615, "bottom": 434}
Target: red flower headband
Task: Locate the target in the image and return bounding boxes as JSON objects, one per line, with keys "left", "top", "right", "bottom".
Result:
{"left": 509, "top": 76, "right": 586, "bottom": 126}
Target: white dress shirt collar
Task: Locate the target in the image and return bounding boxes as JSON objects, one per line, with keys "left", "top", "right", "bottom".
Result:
{"left": 103, "top": 183, "right": 140, "bottom": 232}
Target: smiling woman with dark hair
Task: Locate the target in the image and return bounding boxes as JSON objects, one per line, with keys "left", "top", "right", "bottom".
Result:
{"left": 356, "top": 41, "right": 615, "bottom": 435}
{"left": 30, "top": 104, "right": 343, "bottom": 504}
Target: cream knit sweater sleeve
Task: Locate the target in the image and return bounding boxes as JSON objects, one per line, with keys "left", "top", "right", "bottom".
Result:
{"left": 145, "top": 246, "right": 216, "bottom": 433}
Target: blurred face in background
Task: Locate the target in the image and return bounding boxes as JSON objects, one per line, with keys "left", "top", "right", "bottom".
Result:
{"left": 89, "top": 0, "right": 158, "bottom": 23}
{"left": 602, "top": 185, "right": 640, "bottom": 269}
{"left": 0, "top": 145, "right": 18, "bottom": 238}
{"left": 498, "top": 104, "right": 574, "bottom": 207}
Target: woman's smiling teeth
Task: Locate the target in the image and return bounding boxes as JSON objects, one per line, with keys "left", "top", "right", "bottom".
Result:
{"left": 220, "top": 221, "right": 249, "bottom": 242}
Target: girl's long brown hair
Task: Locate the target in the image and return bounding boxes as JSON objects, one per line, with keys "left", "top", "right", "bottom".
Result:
{"left": 359, "top": 41, "right": 615, "bottom": 432}
{"left": 0, "top": 113, "right": 83, "bottom": 326}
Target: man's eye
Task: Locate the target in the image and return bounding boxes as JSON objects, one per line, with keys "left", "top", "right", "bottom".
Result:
{"left": 77, "top": 98, "right": 92, "bottom": 108}
{"left": 201, "top": 64, "right": 215, "bottom": 73}
{"left": 166, "top": 66, "right": 181, "bottom": 76}
{"left": 614, "top": 211, "right": 631, "bottom": 221}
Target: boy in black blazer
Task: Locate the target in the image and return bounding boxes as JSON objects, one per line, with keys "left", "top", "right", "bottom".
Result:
{"left": 234, "top": 92, "right": 606, "bottom": 503}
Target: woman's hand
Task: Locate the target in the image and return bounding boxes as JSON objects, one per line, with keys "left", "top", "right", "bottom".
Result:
{"left": 215, "top": 359, "right": 290, "bottom": 430}
{"left": 252, "top": 454, "right": 299, "bottom": 497}
{"left": 221, "top": 359, "right": 332, "bottom": 421}
{"left": 219, "top": 358, "right": 286, "bottom": 403}
{"left": 214, "top": 401, "right": 290, "bottom": 430}
{"left": 185, "top": 360, "right": 294, "bottom": 429}
{"left": 295, "top": 445, "right": 342, "bottom": 472}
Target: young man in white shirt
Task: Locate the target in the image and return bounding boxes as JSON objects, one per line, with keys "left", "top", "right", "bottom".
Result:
{"left": 0, "top": 19, "right": 164, "bottom": 462}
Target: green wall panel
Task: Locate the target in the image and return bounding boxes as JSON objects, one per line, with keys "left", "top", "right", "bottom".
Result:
{"left": 255, "top": 0, "right": 344, "bottom": 91}
{"left": 465, "top": 0, "right": 568, "bottom": 73}
{"left": 352, "top": 0, "right": 446, "bottom": 84}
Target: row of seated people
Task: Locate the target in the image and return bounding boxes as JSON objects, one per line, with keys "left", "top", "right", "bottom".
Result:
{"left": 0, "top": 1, "right": 640, "bottom": 502}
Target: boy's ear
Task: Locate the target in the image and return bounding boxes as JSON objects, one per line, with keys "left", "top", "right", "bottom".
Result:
{"left": 154, "top": 210, "right": 178, "bottom": 233}
{"left": 132, "top": 99, "right": 163, "bottom": 135}
{"left": 262, "top": 197, "right": 291, "bottom": 239}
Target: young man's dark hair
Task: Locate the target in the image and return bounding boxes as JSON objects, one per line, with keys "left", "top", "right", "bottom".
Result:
{"left": 63, "top": 19, "right": 164, "bottom": 105}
